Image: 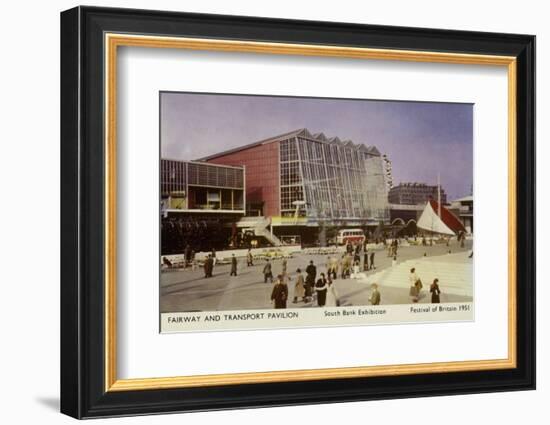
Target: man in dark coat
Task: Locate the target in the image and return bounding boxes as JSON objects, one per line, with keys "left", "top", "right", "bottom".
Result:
{"left": 271, "top": 275, "right": 288, "bottom": 309}
{"left": 204, "top": 254, "right": 213, "bottom": 278}
{"left": 230, "top": 254, "right": 237, "bottom": 276}
{"left": 369, "top": 251, "right": 375, "bottom": 270}
{"left": 363, "top": 250, "right": 369, "bottom": 271}
{"left": 306, "top": 260, "right": 317, "bottom": 283}
{"left": 184, "top": 244, "right": 191, "bottom": 268}
{"left": 263, "top": 259, "right": 273, "bottom": 283}
{"left": 315, "top": 273, "right": 328, "bottom": 307}
{"left": 305, "top": 260, "right": 317, "bottom": 301}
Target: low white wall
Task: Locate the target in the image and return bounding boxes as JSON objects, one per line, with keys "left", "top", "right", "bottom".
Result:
{"left": 161, "top": 245, "right": 302, "bottom": 265}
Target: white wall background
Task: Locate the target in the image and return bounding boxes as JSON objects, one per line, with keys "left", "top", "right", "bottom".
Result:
{"left": 0, "top": 0, "right": 545, "bottom": 424}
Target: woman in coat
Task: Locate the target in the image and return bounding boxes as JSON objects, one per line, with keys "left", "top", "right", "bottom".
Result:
{"left": 430, "top": 278, "right": 441, "bottom": 303}
{"left": 293, "top": 268, "right": 306, "bottom": 303}
{"left": 409, "top": 267, "right": 421, "bottom": 302}
{"left": 315, "top": 273, "right": 328, "bottom": 307}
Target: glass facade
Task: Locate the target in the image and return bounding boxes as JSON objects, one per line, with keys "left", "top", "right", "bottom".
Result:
{"left": 279, "top": 132, "right": 389, "bottom": 223}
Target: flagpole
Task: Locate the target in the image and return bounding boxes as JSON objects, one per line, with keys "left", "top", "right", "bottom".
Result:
{"left": 437, "top": 173, "right": 441, "bottom": 218}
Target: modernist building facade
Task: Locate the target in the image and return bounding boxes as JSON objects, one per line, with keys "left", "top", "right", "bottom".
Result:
{"left": 388, "top": 182, "right": 447, "bottom": 206}
{"left": 201, "top": 128, "right": 390, "bottom": 230}
{"left": 449, "top": 195, "right": 474, "bottom": 233}
{"left": 161, "top": 159, "right": 245, "bottom": 213}
{"left": 160, "top": 159, "right": 246, "bottom": 254}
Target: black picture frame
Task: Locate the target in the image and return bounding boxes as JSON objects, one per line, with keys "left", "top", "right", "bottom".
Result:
{"left": 60, "top": 5, "right": 535, "bottom": 419}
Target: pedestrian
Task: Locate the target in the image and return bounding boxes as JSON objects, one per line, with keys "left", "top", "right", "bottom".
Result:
{"left": 352, "top": 260, "right": 360, "bottom": 278}
{"left": 306, "top": 260, "right": 317, "bottom": 285}
{"left": 191, "top": 250, "right": 197, "bottom": 271}
{"left": 184, "top": 244, "right": 191, "bottom": 268}
{"left": 325, "top": 277, "right": 339, "bottom": 307}
{"left": 263, "top": 259, "right": 273, "bottom": 283}
{"left": 363, "top": 250, "right": 369, "bottom": 271}
{"left": 339, "top": 255, "right": 345, "bottom": 279}
{"left": 315, "top": 273, "right": 328, "bottom": 307}
{"left": 293, "top": 268, "right": 306, "bottom": 303}
{"left": 409, "top": 267, "right": 422, "bottom": 302}
{"left": 304, "top": 273, "right": 313, "bottom": 302}
{"left": 211, "top": 248, "right": 217, "bottom": 265}
{"left": 282, "top": 258, "right": 287, "bottom": 276}
{"left": 204, "top": 254, "right": 213, "bottom": 278}
{"left": 271, "top": 275, "right": 288, "bottom": 309}
{"left": 330, "top": 256, "right": 339, "bottom": 280}
{"left": 341, "top": 254, "right": 351, "bottom": 279}
{"left": 430, "top": 278, "right": 441, "bottom": 303}
{"left": 208, "top": 255, "right": 214, "bottom": 277}
{"left": 230, "top": 254, "right": 237, "bottom": 276}
{"left": 247, "top": 248, "right": 254, "bottom": 266}
{"left": 369, "top": 283, "right": 381, "bottom": 305}
{"left": 353, "top": 250, "right": 361, "bottom": 266}
{"left": 369, "top": 251, "right": 375, "bottom": 270}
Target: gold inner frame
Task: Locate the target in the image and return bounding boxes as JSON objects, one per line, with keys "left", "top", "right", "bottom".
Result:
{"left": 104, "top": 33, "right": 517, "bottom": 392}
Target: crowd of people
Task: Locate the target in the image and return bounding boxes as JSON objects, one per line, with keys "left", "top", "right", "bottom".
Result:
{"left": 260, "top": 238, "right": 383, "bottom": 309}
{"left": 268, "top": 261, "right": 340, "bottom": 309}
{"left": 180, "top": 238, "right": 448, "bottom": 309}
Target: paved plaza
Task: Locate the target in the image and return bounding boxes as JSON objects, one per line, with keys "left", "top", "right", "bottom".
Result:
{"left": 160, "top": 240, "right": 473, "bottom": 313}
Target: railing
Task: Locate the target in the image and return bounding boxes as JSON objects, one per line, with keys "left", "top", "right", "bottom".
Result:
{"left": 190, "top": 204, "right": 244, "bottom": 211}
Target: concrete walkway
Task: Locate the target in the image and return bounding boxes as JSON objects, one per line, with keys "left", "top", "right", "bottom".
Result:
{"left": 160, "top": 240, "right": 473, "bottom": 312}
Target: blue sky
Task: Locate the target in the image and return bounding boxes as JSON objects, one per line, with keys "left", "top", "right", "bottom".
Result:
{"left": 161, "top": 92, "right": 473, "bottom": 200}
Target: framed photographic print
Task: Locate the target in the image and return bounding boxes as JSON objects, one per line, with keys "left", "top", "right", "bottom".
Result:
{"left": 60, "top": 6, "right": 535, "bottom": 419}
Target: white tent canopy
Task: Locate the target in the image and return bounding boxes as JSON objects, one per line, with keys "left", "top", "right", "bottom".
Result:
{"left": 417, "top": 201, "right": 455, "bottom": 235}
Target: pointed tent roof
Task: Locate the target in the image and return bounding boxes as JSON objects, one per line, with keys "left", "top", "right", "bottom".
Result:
{"left": 417, "top": 200, "right": 466, "bottom": 235}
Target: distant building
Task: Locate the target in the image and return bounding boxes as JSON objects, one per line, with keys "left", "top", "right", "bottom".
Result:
{"left": 388, "top": 182, "right": 447, "bottom": 206}
{"left": 449, "top": 195, "right": 474, "bottom": 233}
